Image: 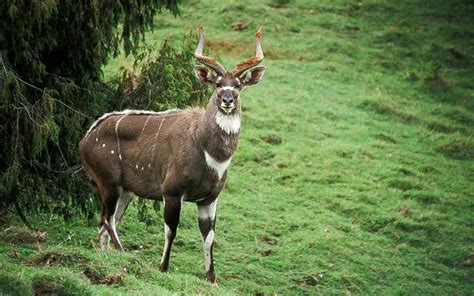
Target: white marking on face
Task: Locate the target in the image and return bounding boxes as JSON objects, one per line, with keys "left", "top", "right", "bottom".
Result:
{"left": 216, "top": 76, "right": 223, "bottom": 84}
{"left": 204, "top": 151, "right": 231, "bottom": 180}
{"left": 221, "top": 86, "right": 234, "bottom": 91}
{"left": 215, "top": 112, "right": 240, "bottom": 134}
{"left": 111, "top": 150, "right": 114, "bottom": 154}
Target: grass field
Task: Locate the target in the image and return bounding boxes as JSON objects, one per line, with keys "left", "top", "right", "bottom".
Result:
{"left": 1, "top": 0, "right": 473, "bottom": 294}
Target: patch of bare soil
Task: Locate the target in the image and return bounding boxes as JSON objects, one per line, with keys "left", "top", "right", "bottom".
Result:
{"left": 3, "top": 226, "right": 47, "bottom": 244}
{"left": 28, "top": 251, "right": 89, "bottom": 267}
{"left": 83, "top": 267, "right": 124, "bottom": 285}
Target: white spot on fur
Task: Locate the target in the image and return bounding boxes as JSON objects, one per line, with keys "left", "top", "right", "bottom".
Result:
{"left": 215, "top": 112, "right": 240, "bottom": 134}
{"left": 222, "top": 86, "right": 234, "bottom": 91}
{"left": 102, "top": 143, "right": 106, "bottom": 147}
{"left": 141, "top": 167, "right": 144, "bottom": 170}
{"left": 110, "top": 150, "right": 114, "bottom": 154}
{"left": 204, "top": 151, "right": 231, "bottom": 179}
{"left": 95, "top": 138, "right": 98, "bottom": 142}
{"left": 135, "top": 164, "right": 138, "bottom": 169}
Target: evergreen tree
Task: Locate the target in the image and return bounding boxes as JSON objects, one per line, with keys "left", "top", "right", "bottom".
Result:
{"left": 0, "top": 0, "right": 209, "bottom": 224}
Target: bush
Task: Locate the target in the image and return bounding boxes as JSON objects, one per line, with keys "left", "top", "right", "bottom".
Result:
{"left": 113, "top": 32, "right": 211, "bottom": 111}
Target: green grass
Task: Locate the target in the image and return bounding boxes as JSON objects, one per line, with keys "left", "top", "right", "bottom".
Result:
{"left": 1, "top": 0, "right": 473, "bottom": 294}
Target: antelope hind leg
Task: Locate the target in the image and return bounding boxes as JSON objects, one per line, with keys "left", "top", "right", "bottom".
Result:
{"left": 159, "top": 195, "right": 182, "bottom": 272}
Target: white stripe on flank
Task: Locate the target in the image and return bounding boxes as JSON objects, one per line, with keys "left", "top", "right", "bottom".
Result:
{"left": 140, "top": 115, "right": 152, "bottom": 136}
{"left": 150, "top": 117, "right": 166, "bottom": 165}
{"left": 84, "top": 109, "right": 181, "bottom": 138}
{"left": 115, "top": 114, "right": 128, "bottom": 161}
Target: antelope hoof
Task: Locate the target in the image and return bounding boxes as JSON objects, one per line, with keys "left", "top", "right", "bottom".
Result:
{"left": 159, "top": 263, "right": 168, "bottom": 273}
{"left": 206, "top": 271, "right": 217, "bottom": 284}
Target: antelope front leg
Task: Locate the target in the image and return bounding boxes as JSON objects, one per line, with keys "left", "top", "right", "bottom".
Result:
{"left": 159, "top": 195, "right": 181, "bottom": 272}
{"left": 197, "top": 198, "right": 218, "bottom": 283}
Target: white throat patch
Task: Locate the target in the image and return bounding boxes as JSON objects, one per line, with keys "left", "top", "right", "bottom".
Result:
{"left": 204, "top": 151, "right": 231, "bottom": 180}
{"left": 215, "top": 112, "right": 240, "bottom": 134}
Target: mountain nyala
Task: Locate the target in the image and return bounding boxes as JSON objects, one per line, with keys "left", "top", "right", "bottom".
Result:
{"left": 79, "top": 25, "right": 266, "bottom": 283}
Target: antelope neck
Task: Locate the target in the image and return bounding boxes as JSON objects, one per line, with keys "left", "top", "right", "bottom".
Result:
{"left": 198, "top": 93, "right": 241, "bottom": 162}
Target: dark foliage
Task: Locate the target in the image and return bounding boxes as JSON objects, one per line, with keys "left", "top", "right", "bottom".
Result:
{"left": 0, "top": 1, "right": 211, "bottom": 224}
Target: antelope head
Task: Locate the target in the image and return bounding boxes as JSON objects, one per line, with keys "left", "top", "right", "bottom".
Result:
{"left": 194, "top": 25, "right": 266, "bottom": 115}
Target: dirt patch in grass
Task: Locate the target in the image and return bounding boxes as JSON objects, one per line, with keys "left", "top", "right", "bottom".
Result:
{"left": 83, "top": 267, "right": 124, "bottom": 285}
{"left": 261, "top": 135, "right": 283, "bottom": 145}
{"left": 2, "top": 226, "right": 47, "bottom": 245}
{"left": 28, "top": 251, "right": 89, "bottom": 267}
{"left": 206, "top": 39, "right": 311, "bottom": 61}
{"left": 206, "top": 39, "right": 247, "bottom": 57}
{"left": 258, "top": 234, "right": 279, "bottom": 245}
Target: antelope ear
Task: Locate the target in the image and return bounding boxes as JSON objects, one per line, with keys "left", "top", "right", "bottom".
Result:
{"left": 194, "top": 65, "right": 218, "bottom": 85}
{"left": 240, "top": 65, "right": 266, "bottom": 87}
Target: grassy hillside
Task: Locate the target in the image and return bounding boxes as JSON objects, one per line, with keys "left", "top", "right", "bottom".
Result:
{"left": 1, "top": 0, "right": 472, "bottom": 294}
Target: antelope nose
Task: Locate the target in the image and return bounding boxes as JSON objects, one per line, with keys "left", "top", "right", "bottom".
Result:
{"left": 222, "top": 96, "right": 234, "bottom": 105}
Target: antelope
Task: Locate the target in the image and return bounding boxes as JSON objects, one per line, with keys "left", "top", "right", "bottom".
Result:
{"left": 78, "top": 25, "right": 265, "bottom": 283}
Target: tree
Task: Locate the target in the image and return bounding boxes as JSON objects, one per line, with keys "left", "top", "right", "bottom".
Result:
{"left": 0, "top": 0, "right": 202, "bottom": 223}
